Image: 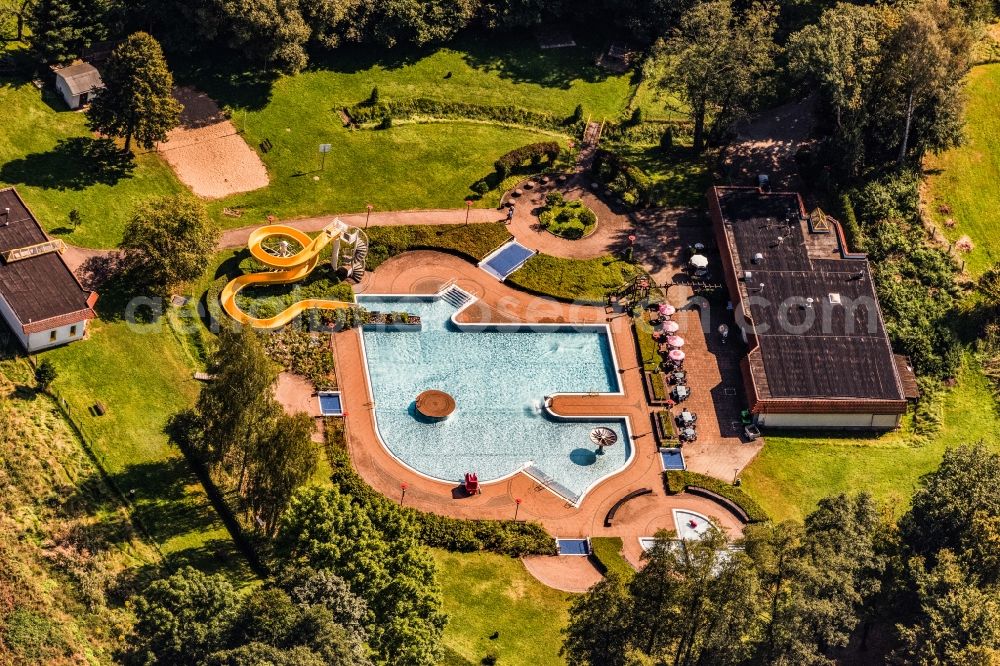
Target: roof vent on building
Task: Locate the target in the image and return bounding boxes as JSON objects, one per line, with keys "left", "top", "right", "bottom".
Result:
{"left": 829, "top": 293, "right": 842, "bottom": 304}
{"left": 806, "top": 297, "right": 815, "bottom": 308}
{"left": 752, "top": 252, "right": 764, "bottom": 264}
{"left": 742, "top": 270, "right": 753, "bottom": 281}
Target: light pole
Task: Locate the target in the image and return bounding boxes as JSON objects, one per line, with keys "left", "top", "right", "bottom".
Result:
{"left": 365, "top": 203, "right": 373, "bottom": 229}
{"left": 514, "top": 498, "right": 522, "bottom": 520}
{"left": 733, "top": 468, "right": 739, "bottom": 484}
{"left": 464, "top": 200, "right": 472, "bottom": 226}
{"left": 400, "top": 482, "right": 408, "bottom": 505}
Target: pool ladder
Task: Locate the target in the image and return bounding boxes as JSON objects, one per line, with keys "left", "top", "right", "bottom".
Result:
{"left": 440, "top": 285, "right": 472, "bottom": 309}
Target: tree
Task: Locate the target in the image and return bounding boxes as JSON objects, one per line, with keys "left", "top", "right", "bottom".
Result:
{"left": 87, "top": 31, "right": 181, "bottom": 152}
{"left": 194, "top": 326, "right": 280, "bottom": 479}
{"left": 894, "top": 551, "right": 1000, "bottom": 664}
{"left": 561, "top": 574, "right": 632, "bottom": 666}
{"left": 244, "top": 411, "right": 318, "bottom": 536}
{"left": 281, "top": 567, "right": 371, "bottom": 645}
{"left": 276, "top": 487, "right": 446, "bottom": 665}
{"left": 119, "top": 195, "right": 219, "bottom": 294}
{"left": 660, "top": 0, "right": 777, "bottom": 152}
{"left": 213, "top": 0, "right": 310, "bottom": 73}
{"left": 34, "top": 358, "right": 57, "bottom": 390}
{"left": 899, "top": 443, "right": 1000, "bottom": 581}
{"left": 121, "top": 566, "right": 239, "bottom": 665}
{"left": 0, "top": 0, "right": 32, "bottom": 42}
{"left": 883, "top": 0, "right": 973, "bottom": 167}
{"left": 787, "top": 3, "right": 899, "bottom": 175}
{"left": 27, "top": 0, "right": 86, "bottom": 63}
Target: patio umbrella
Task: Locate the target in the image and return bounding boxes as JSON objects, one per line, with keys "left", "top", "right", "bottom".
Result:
{"left": 658, "top": 303, "right": 676, "bottom": 316}
{"left": 590, "top": 427, "right": 619, "bottom": 455}
{"left": 659, "top": 320, "right": 680, "bottom": 334}
{"left": 690, "top": 254, "right": 709, "bottom": 269}
{"left": 666, "top": 335, "right": 685, "bottom": 348}
{"left": 669, "top": 349, "right": 686, "bottom": 362}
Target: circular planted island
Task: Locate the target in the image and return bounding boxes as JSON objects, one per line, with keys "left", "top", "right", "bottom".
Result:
{"left": 415, "top": 389, "right": 456, "bottom": 420}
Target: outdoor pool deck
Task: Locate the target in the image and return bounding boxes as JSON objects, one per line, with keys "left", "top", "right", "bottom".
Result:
{"left": 333, "top": 251, "right": 760, "bottom": 538}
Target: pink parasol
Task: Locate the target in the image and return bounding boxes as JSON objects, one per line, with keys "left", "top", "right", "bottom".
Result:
{"left": 666, "top": 335, "right": 685, "bottom": 348}
{"left": 668, "top": 349, "right": 686, "bottom": 362}
{"left": 658, "top": 303, "right": 676, "bottom": 316}
{"left": 660, "top": 320, "right": 680, "bottom": 333}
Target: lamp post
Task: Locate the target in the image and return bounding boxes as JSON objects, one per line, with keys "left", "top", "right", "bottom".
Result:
{"left": 514, "top": 497, "right": 522, "bottom": 520}
{"left": 400, "top": 482, "right": 408, "bottom": 505}
{"left": 365, "top": 203, "right": 373, "bottom": 229}
{"left": 464, "top": 200, "right": 472, "bottom": 226}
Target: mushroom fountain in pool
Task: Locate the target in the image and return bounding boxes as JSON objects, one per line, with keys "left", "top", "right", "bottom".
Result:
{"left": 356, "top": 291, "right": 631, "bottom": 504}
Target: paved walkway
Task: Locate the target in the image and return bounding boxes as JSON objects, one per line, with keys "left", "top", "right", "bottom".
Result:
{"left": 522, "top": 555, "right": 603, "bottom": 593}
{"left": 218, "top": 207, "right": 507, "bottom": 250}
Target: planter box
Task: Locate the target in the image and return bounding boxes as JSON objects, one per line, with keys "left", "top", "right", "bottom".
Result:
{"left": 651, "top": 410, "right": 676, "bottom": 446}
{"left": 643, "top": 371, "right": 671, "bottom": 405}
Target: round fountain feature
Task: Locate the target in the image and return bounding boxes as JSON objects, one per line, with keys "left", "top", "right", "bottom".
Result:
{"left": 416, "top": 389, "right": 456, "bottom": 419}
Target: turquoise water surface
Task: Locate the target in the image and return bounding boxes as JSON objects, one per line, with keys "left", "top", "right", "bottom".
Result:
{"left": 358, "top": 294, "right": 631, "bottom": 501}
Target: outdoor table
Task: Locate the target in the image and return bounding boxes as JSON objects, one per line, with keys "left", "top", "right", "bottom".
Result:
{"left": 681, "top": 427, "right": 696, "bottom": 441}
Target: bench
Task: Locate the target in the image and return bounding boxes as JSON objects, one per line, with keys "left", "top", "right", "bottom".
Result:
{"left": 685, "top": 486, "right": 750, "bottom": 524}
{"left": 604, "top": 488, "right": 653, "bottom": 527}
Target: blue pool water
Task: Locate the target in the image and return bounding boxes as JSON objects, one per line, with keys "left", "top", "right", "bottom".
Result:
{"left": 557, "top": 538, "right": 591, "bottom": 555}
{"left": 358, "top": 294, "right": 630, "bottom": 501}
{"left": 480, "top": 241, "right": 535, "bottom": 280}
{"left": 660, "top": 448, "right": 686, "bottom": 470}
{"left": 318, "top": 392, "right": 343, "bottom": 416}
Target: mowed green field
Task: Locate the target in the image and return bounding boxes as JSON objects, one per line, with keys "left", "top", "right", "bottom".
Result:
{"left": 40, "top": 315, "right": 254, "bottom": 584}
{"left": 0, "top": 72, "right": 186, "bottom": 249}
{"left": 432, "top": 549, "right": 572, "bottom": 666}
{"left": 741, "top": 356, "right": 1000, "bottom": 522}
{"left": 924, "top": 63, "right": 1000, "bottom": 275}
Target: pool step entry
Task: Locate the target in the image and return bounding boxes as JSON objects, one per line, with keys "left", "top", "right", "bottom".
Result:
{"left": 524, "top": 464, "right": 582, "bottom": 505}
{"left": 440, "top": 285, "right": 472, "bottom": 309}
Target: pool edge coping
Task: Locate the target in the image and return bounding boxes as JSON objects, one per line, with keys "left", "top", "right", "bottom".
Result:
{"left": 353, "top": 284, "right": 638, "bottom": 507}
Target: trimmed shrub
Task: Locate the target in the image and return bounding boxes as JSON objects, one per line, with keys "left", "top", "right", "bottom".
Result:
{"left": 663, "top": 471, "right": 769, "bottom": 523}
{"left": 591, "top": 149, "right": 654, "bottom": 208}
{"left": 365, "top": 223, "right": 511, "bottom": 269}
{"left": 322, "top": 425, "right": 556, "bottom": 557}
{"left": 369, "top": 86, "right": 379, "bottom": 105}
{"left": 346, "top": 97, "right": 581, "bottom": 134}
{"left": 471, "top": 179, "right": 490, "bottom": 195}
{"left": 630, "top": 106, "right": 644, "bottom": 125}
{"left": 590, "top": 537, "right": 635, "bottom": 580}
{"left": 538, "top": 197, "right": 596, "bottom": 240}
{"left": 494, "top": 142, "right": 561, "bottom": 178}
{"left": 378, "top": 116, "right": 393, "bottom": 130}
{"left": 571, "top": 103, "right": 584, "bottom": 124}
{"left": 649, "top": 372, "right": 667, "bottom": 402}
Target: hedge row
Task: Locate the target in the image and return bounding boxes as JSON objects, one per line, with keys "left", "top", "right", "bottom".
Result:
{"left": 365, "top": 223, "right": 511, "bottom": 269}
{"left": 591, "top": 149, "right": 655, "bottom": 207}
{"left": 602, "top": 120, "right": 693, "bottom": 145}
{"left": 494, "top": 141, "right": 561, "bottom": 178}
{"left": 325, "top": 421, "right": 557, "bottom": 557}
{"left": 347, "top": 98, "right": 582, "bottom": 134}
{"left": 589, "top": 537, "right": 635, "bottom": 580}
{"left": 663, "top": 471, "right": 769, "bottom": 523}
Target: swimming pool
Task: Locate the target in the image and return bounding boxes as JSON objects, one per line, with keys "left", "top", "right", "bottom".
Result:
{"left": 357, "top": 291, "right": 631, "bottom": 503}
{"left": 317, "top": 391, "right": 343, "bottom": 416}
{"left": 479, "top": 240, "right": 536, "bottom": 280}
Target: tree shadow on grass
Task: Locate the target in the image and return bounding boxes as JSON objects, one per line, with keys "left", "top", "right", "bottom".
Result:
{"left": 106, "top": 457, "right": 225, "bottom": 548}
{"left": 0, "top": 137, "right": 135, "bottom": 191}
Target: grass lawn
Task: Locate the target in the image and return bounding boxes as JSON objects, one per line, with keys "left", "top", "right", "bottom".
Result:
{"left": 0, "top": 65, "right": 186, "bottom": 249}
{"left": 508, "top": 254, "right": 644, "bottom": 304}
{"left": 432, "top": 549, "right": 571, "bottom": 666}
{"left": 924, "top": 64, "right": 1000, "bottom": 275}
{"left": 189, "top": 33, "right": 678, "bottom": 229}
{"left": 741, "top": 355, "right": 1000, "bottom": 522}
{"left": 39, "top": 316, "right": 255, "bottom": 585}
{"left": 613, "top": 143, "right": 710, "bottom": 208}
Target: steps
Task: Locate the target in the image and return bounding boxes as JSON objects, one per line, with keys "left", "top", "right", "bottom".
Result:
{"left": 440, "top": 285, "right": 472, "bottom": 309}
{"left": 349, "top": 235, "right": 369, "bottom": 282}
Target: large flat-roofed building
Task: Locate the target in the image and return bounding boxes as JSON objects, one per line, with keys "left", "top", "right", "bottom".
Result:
{"left": 708, "top": 185, "right": 918, "bottom": 430}
{"left": 0, "top": 188, "right": 97, "bottom": 352}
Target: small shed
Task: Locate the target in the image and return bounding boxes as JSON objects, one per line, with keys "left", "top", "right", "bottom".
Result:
{"left": 54, "top": 62, "right": 104, "bottom": 110}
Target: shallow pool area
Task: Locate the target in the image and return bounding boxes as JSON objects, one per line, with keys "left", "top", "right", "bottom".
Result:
{"left": 357, "top": 292, "right": 631, "bottom": 502}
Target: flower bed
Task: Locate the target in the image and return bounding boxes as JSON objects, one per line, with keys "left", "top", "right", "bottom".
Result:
{"left": 663, "top": 470, "right": 769, "bottom": 523}
{"left": 537, "top": 192, "right": 597, "bottom": 240}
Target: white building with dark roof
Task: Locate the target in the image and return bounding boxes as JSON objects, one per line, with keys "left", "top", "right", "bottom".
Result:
{"left": 0, "top": 188, "right": 97, "bottom": 351}
{"left": 54, "top": 61, "right": 104, "bottom": 109}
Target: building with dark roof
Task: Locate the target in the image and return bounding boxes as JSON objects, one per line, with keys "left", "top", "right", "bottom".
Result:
{"left": 709, "top": 185, "right": 917, "bottom": 430}
{"left": 53, "top": 61, "right": 104, "bottom": 109}
{"left": 0, "top": 188, "right": 97, "bottom": 352}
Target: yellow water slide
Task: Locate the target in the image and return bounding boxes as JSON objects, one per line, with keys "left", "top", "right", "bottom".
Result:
{"left": 220, "top": 220, "right": 357, "bottom": 329}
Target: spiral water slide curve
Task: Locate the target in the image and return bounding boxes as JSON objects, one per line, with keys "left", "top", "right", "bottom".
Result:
{"left": 219, "top": 220, "right": 355, "bottom": 329}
